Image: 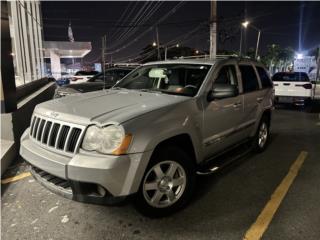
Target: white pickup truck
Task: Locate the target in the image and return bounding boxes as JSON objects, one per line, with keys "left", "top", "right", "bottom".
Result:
{"left": 272, "top": 72, "right": 314, "bottom": 106}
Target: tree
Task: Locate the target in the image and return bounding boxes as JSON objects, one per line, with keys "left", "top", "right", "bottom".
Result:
{"left": 246, "top": 47, "right": 256, "bottom": 59}
{"left": 260, "top": 44, "right": 295, "bottom": 74}
{"left": 278, "top": 47, "right": 295, "bottom": 71}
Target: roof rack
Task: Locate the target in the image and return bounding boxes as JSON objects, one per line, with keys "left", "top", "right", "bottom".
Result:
{"left": 176, "top": 54, "right": 239, "bottom": 60}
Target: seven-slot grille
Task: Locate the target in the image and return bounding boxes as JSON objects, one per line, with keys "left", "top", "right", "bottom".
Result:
{"left": 29, "top": 115, "right": 84, "bottom": 154}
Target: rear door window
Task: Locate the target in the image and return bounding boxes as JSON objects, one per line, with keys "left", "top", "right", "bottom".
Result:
{"left": 256, "top": 67, "right": 272, "bottom": 88}
{"left": 239, "top": 65, "right": 260, "bottom": 93}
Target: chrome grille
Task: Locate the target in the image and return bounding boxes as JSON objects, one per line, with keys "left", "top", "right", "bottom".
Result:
{"left": 29, "top": 115, "right": 85, "bottom": 155}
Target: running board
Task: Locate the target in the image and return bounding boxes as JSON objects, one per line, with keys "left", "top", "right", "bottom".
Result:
{"left": 196, "top": 143, "right": 253, "bottom": 175}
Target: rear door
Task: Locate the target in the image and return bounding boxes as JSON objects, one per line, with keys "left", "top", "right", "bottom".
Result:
{"left": 272, "top": 72, "right": 312, "bottom": 98}
{"left": 238, "top": 64, "right": 262, "bottom": 136}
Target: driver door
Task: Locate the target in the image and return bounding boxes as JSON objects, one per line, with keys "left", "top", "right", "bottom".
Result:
{"left": 202, "top": 64, "right": 244, "bottom": 159}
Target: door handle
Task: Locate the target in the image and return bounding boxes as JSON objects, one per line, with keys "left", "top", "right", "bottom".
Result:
{"left": 257, "top": 97, "right": 263, "bottom": 103}
{"left": 233, "top": 101, "right": 242, "bottom": 108}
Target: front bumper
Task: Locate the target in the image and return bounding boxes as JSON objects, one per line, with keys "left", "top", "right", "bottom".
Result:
{"left": 20, "top": 129, "right": 152, "bottom": 203}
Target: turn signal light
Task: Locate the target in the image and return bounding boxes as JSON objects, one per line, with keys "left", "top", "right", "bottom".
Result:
{"left": 112, "top": 134, "right": 133, "bottom": 155}
{"left": 295, "top": 83, "right": 312, "bottom": 89}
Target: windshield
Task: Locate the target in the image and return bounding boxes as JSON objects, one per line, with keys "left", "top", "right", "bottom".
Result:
{"left": 88, "top": 69, "right": 132, "bottom": 83}
{"left": 114, "top": 64, "right": 211, "bottom": 97}
{"left": 272, "top": 72, "right": 310, "bottom": 82}
{"left": 75, "top": 71, "right": 99, "bottom": 76}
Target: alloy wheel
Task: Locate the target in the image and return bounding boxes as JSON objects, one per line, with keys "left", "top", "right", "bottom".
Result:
{"left": 258, "top": 122, "right": 268, "bottom": 148}
{"left": 142, "top": 160, "right": 186, "bottom": 208}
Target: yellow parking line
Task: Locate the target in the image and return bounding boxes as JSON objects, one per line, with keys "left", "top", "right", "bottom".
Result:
{"left": 243, "top": 151, "right": 308, "bottom": 240}
{"left": 1, "top": 172, "right": 31, "bottom": 184}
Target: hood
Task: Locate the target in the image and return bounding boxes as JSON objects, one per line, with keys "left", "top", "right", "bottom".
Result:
{"left": 35, "top": 89, "right": 188, "bottom": 125}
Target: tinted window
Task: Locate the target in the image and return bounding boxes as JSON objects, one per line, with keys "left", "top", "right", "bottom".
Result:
{"left": 215, "top": 65, "right": 238, "bottom": 86}
{"left": 75, "top": 71, "right": 99, "bottom": 76}
{"left": 239, "top": 65, "right": 260, "bottom": 93}
{"left": 272, "top": 72, "right": 310, "bottom": 82}
{"left": 89, "top": 69, "right": 133, "bottom": 83}
{"left": 256, "top": 67, "right": 272, "bottom": 88}
{"left": 113, "top": 69, "right": 132, "bottom": 80}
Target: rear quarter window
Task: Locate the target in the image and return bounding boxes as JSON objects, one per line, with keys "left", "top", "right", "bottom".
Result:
{"left": 256, "top": 67, "right": 272, "bottom": 88}
{"left": 239, "top": 65, "right": 260, "bottom": 93}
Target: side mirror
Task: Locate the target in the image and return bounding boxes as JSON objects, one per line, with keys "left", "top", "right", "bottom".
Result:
{"left": 207, "top": 84, "right": 239, "bottom": 101}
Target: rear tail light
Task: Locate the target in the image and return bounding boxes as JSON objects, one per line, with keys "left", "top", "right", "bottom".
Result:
{"left": 71, "top": 77, "right": 81, "bottom": 81}
{"left": 295, "top": 83, "right": 312, "bottom": 89}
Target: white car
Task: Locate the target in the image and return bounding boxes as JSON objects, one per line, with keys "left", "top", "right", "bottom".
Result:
{"left": 272, "top": 72, "right": 314, "bottom": 105}
{"left": 69, "top": 70, "right": 99, "bottom": 84}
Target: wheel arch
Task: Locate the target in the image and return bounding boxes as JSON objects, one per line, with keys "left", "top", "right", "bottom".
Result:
{"left": 150, "top": 133, "right": 198, "bottom": 167}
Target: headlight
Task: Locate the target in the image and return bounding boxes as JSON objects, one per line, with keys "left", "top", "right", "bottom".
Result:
{"left": 82, "top": 125, "right": 132, "bottom": 155}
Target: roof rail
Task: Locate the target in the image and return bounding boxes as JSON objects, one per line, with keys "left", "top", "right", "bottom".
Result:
{"left": 175, "top": 54, "right": 240, "bottom": 60}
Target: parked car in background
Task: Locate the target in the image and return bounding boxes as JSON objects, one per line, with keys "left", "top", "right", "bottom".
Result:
{"left": 55, "top": 72, "right": 73, "bottom": 86}
{"left": 54, "top": 67, "right": 134, "bottom": 98}
{"left": 20, "top": 58, "right": 273, "bottom": 217}
{"left": 69, "top": 70, "right": 99, "bottom": 84}
{"left": 272, "top": 72, "right": 314, "bottom": 106}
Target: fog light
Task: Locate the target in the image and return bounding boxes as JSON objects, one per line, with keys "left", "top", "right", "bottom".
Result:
{"left": 97, "top": 185, "right": 107, "bottom": 197}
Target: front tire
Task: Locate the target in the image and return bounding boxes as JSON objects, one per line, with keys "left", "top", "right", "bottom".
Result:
{"left": 134, "top": 146, "right": 195, "bottom": 218}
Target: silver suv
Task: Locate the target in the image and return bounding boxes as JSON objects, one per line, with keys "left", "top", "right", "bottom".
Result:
{"left": 20, "top": 58, "right": 273, "bottom": 217}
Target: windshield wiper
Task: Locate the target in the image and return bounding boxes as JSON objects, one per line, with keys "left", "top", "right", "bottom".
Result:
{"left": 111, "top": 87, "right": 126, "bottom": 90}
{"left": 138, "top": 89, "right": 162, "bottom": 93}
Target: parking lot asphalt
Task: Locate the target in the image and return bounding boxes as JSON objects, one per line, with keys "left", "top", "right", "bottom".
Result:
{"left": 1, "top": 105, "right": 320, "bottom": 240}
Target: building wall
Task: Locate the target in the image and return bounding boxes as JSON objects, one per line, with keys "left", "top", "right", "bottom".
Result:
{"left": 1, "top": 0, "right": 54, "bottom": 174}
{"left": 8, "top": 0, "right": 44, "bottom": 87}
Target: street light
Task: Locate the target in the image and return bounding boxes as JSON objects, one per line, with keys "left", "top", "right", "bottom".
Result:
{"left": 240, "top": 20, "right": 261, "bottom": 59}
{"left": 242, "top": 21, "right": 250, "bottom": 28}
{"left": 152, "top": 41, "right": 157, "bottom": 47}
{"left": 165, "top": 43, "right": 180, "bottom": 61}
{"left": 296, "top": 53, "right": 304, "bottom": 59}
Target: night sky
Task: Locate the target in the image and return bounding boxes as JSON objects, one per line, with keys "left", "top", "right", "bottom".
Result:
{"left": 41, "top": 1, "right": 320, "bottom": 64}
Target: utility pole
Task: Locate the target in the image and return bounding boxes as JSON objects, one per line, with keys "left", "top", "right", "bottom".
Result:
{"left": 101, "top": 35, "right": 106, "bottom": 89}
{"left": 156, "top": 25, "right": 161, "bottom": 60}
{"left": 316, "top": 47, "right": 320, "bottom": 82}
{"left": 239, "top": 28, "right": 243, "bottom": 57}
{"left": 209, "top": 0, "right": 217, "bottom": 59}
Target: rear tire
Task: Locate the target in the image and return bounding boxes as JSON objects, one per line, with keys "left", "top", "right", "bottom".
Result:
{"left": 134, "top": 146, "right": 195, "bottom": 218}
{"left": 253, "top": 116, "right": 270, "bottom": 153}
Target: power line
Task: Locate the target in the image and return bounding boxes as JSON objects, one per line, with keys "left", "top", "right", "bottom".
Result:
{"left": 108, "top": 1, "right": 164, "bottom": 48}
{"left": 107, "top": 1, "right": 187, "bottom": 55}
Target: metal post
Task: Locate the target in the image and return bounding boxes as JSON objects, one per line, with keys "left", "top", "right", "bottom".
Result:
{"left": 255, "top": 30, "right": 261, "bottom": 60}
{"left": 165, "top": 46, "right": 167, "bottom": 61}
{"left": 239, "top": 28, "right": 243, "bottom": 57}
{"left": 156, "top": 26, "right": 161, "bottom": 60}
{"left": 209, "top": 0, "right": 217, "bottom": 59}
